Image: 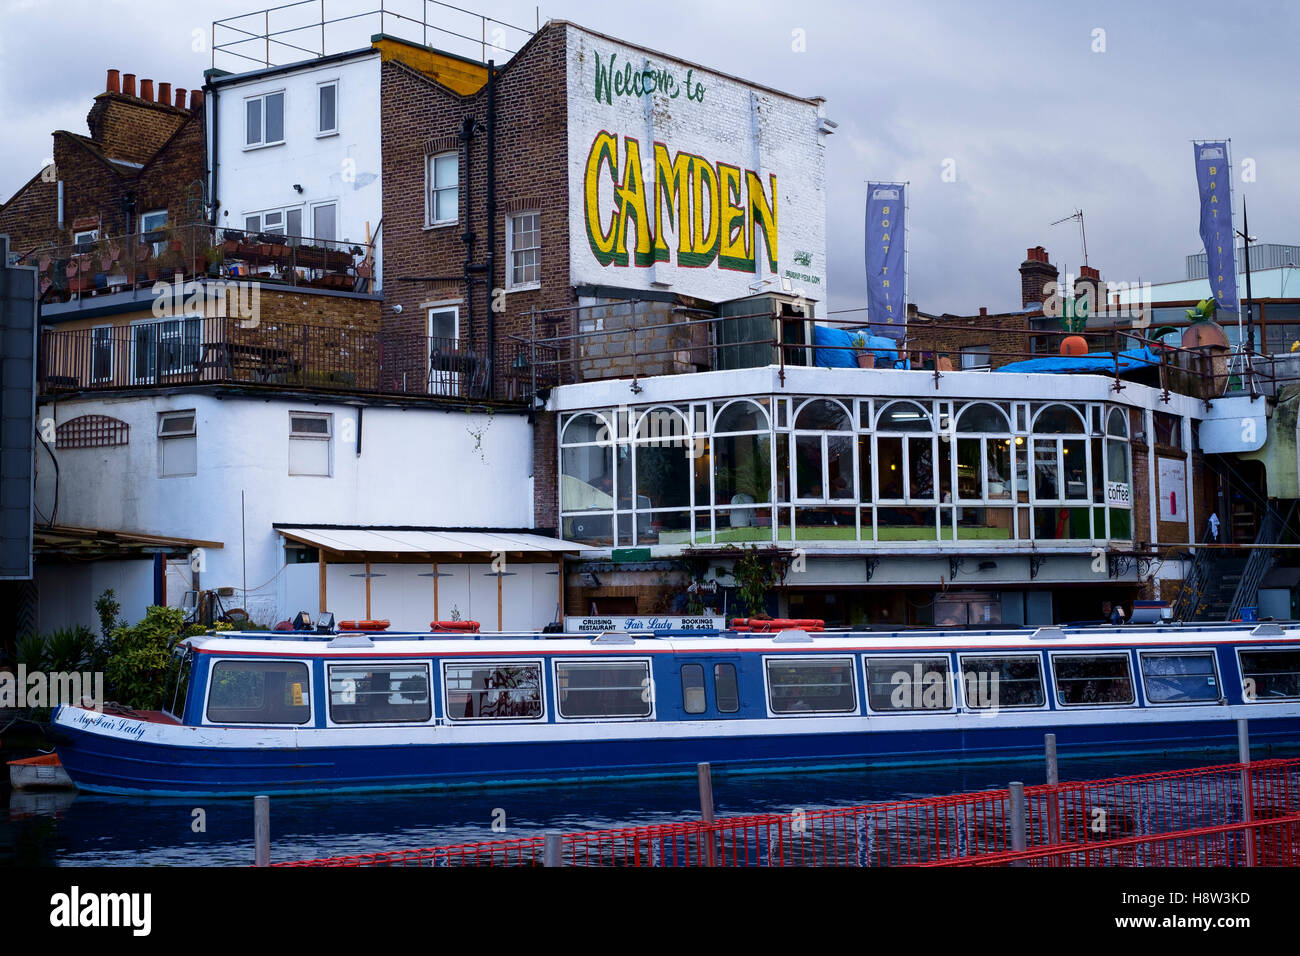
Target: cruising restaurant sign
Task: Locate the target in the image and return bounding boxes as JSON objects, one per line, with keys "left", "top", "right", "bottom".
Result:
{"left": 565, "top": 616, "right": 725, "bottom": 633}
{"left": 1193, "top": 141, "right": 1238, "bottom": 316}
{"left": 565, "top": 27, "right": 828, "bottom": 303}
{"left": 865, "top": 183, "right": 906, "bottom": 340}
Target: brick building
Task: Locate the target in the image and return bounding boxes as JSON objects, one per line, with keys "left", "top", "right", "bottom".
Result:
{"left": 0, "top": 70, "right": 205, "bottom": 263}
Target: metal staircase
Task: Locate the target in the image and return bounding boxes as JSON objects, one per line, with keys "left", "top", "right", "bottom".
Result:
{"left": 1171, "top": 544, "right": 1214, "bottom": 622}
{"left": 1226, "top": 501, "right": 1297, "bottom": 621}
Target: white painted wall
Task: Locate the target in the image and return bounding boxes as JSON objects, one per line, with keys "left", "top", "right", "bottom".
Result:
{"left": 210, "top": 52, "right": 383, "bottom": 286}
{"left": 565, "top": 25, "right": 828, "bottom": 304}
{"left": 280, "top": 561, "right": 561, "bottom": 632}
{"left": 36, "top": 560, "right": 155, "bottom": 634}
{"left": 35, "top": 395, "right": 532, "bottom": 626}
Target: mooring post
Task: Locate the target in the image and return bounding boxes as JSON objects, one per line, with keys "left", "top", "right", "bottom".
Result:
{"left": 698, "top": 762, "right": 716, "bottom": 866}
{"left": 253, "top": 794, "right": 270, "bottom": 867}
{"left": 1044, "top": 734, "right": 1060, "bottom": 846}
{"left": 1008, "top": 781, "right": 1027, "bottom": 866}
{"left": 543, "top": 831, "right": 563, "bottom": 868}
{"left": 1238, "top": 718, "right": 1255, "bottom": 867}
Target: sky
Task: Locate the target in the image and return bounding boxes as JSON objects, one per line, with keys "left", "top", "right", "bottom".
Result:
{"left": 1, "top": 0, "right": 1296, "bottom": 316}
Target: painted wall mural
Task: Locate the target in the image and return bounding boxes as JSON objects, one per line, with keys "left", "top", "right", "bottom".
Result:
{"left": 566, "top": 27, "right": 828, "bottom": 304}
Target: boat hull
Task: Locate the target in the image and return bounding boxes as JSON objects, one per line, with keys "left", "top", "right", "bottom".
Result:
{"left": 51, "top": 705, "right": 1300, "bottom": 797}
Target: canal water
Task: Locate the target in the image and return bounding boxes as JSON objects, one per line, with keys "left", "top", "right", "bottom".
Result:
{"left": 3, "top": 746, "right": 1284, "bottom": 866}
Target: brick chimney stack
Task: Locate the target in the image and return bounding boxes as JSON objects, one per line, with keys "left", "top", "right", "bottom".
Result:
{"left": 1020, "top": 246, "right": 1059, "bottom": 309}
{"left": 87, "top": 70, "right": 197, "bottom": 165}
{"left": 1074, "top": 264, "right": 1105, "bottom": 316}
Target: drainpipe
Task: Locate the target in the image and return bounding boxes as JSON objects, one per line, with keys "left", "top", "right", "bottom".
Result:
{"left": 206, "top": 81, "right": 219, "bottom": 227}
{"left": 485, "top": 60, "right": 497, "bottom": 391}
{"left": 459, "top": 114, "right": 476, "bottom": 350}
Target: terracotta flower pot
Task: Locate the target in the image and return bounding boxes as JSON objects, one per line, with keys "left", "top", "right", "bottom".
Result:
{"left": 856, "top": 352, "right": 875, "bottom": 369}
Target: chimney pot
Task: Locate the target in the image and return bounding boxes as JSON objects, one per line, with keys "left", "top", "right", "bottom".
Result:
{"left": 123, "top": 73, "right": 137, "bottom": 96}
{"left": 1079, "top": 265, "right": 1100, "bottom": 280}
{"left": 979, "top": 306, "right": 988, "bottom": 316}
{"left": 107, "top": 69, "right": 120, "bottom": 94}
{"left": 158, "top": 82, "right": 171, "bottom": 105}
{"left": 175, "top": 87, "right": 187, "bottom": 108}
{"left": 141, "top": 79, "right": 154, "bottom": 101}
{"left": 189, "top": 89, "right": 204, "bottom": 110}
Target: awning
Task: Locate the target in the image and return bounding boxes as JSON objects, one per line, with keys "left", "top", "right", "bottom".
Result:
{"left": 275, "top": 526, "right": 596, "bottom": 559}
{"left": 35, "top": 525, "right": 223, "bottom": 561}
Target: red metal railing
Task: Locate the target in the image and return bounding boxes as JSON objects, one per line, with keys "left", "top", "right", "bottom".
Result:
{"left": 274, "top": 757, "right": 1300, "bottom": 867}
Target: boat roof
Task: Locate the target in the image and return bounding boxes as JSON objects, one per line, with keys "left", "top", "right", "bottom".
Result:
{"left": 183, "top": 622, "right": 1300, "bottom": 657}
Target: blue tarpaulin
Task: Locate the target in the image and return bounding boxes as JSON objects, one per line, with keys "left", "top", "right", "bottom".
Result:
{"left": 996, "top": 347, "right": 1160, "bottom": 375}
{"left": 813, "top": 325, "right": 900, "bottom": 368}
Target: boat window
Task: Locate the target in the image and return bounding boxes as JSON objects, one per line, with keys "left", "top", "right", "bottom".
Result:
{"left": 556, "top": 660, "right": 652, "bottom": 718}
{"left": 206, "top": 660, "right": 312, "bottom": 724}
{"left": 444, "top": 662, "right": 543, "bottom": 720}
{"left": 681, "top": 663, "right": 706, "bottom": 714}
{"left": 1239, "top": 649, "right": 1300, "bottom": 701}
{"left": 1139, "top": 652, "right": 1220, "bottom": 703}
{"left": 714, "top": 663, "right": 739, "bottom": 713}
{"left": 163, "top": 646, "right": 192, "bottom": 720}
{"left": 959, "top": 655, "right": 1044, "bottom": 709}
{"left": 328, "top": 664, "right": 432, "bottom": 724}
{"left": 864, "top": 657, "right": 953, "bottom": 712}
{"left": 1051, "top": 654, "right": 1135, "bottom": 706}
{"left": 765, "top": 657, "right": 857, "bottom": 714}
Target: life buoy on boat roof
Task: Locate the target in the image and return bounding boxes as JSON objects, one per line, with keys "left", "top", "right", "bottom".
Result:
{"left": 338, "top": 619, "right": 390, "bottom": 632}
{"left": 730, "top": 618, "right": 825, "bottom": 632}
{"left": 431, "top": 620, "right": 481, "bottom": 633}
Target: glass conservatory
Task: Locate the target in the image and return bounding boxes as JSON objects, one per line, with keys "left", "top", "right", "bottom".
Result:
{"left": 558, "top": 396, "right": 1134, "bottom": 548}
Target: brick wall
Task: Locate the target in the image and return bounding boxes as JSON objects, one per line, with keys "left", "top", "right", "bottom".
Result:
{"left": 910, "top": 309, "right": 1039, "bottom": 369}
{"left": 87, "top": 93, "right": 191, "bottom": 165}
{"left": 533, "top": 410, "right": 559, "bottom": 532}
{"left": 380, "top": 25, "right": 573, "bottom": 400}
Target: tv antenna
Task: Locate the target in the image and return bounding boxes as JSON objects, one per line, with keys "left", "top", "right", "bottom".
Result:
{"left": 1051, "top": 209, "right": 1088, "bottom": 268}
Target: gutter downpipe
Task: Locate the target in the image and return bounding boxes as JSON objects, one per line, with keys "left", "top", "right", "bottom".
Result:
{"left": 486, "top": 60, "right": 497, "bottom": 396}
{"left": 206, "top": 81, "right": 218, "bottom": 226}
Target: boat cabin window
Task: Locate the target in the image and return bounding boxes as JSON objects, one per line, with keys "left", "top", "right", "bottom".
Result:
{"left": 681, "top": 664, "right": 706, "bottom": 714}
{"left": 328, "top": 664, "right": 432, "bottom": 724}
{"left": 1238, "top": 649, "right": 1300, "bottom": 701}
{"left": 163, "top": 645, "right": 193, "bottom": 720}
{"left": 1139, "top": 651, "right": 1221, "bottom": 703}
{"left": 864, "top": 656, "right": 953, "bottom": 712}
{"left": 555, "top": 661, "right": 652, "bottom": 719}
{"left": 714, "top": 663, "right": 740, "bottom": 713}
{"left": 1051, "top": 654, "right": 1135, "bottom": 706}
{"left": 958, "top": 655, "right": 1044, "bottom": 709}
{"left": 444, "top": 662, "right": 543, "bottom": 720}
{"left": 206, "top": 660, "right": 312, "bottom": 724}
{"left": 765, "top": 658, "right": 857, "bottom": 714}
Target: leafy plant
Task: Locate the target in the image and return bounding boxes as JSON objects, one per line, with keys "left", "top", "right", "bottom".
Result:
{"left": 727, "top": 545, "right": 787, "bottom": 618}
{"left": 15, "top": 631, "right": 47, "bottom": 670}
{"left": 95, "top": 589, "right": 123, "bottom": 643}
{"left": 44, "top": 626, "right": 96, "bottom": 672}
{"left": 105, "top": 605, "right": 186, "bottom": 709}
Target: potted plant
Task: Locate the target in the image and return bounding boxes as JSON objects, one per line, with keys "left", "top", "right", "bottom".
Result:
{"left": 850, "top": 332, "right": 875, "bottom": 369}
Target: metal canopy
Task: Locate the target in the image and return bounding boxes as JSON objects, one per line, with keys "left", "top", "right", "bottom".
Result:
{"left": 35, "top": 525, "right": 223, "bottom": 561}
{"left": 276, "top": 526, "right": 595, "bottom": 558}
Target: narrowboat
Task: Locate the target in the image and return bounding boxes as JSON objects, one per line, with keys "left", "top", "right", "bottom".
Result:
{"left": 49, "top": 622, "right": 1300, "bottom": 797}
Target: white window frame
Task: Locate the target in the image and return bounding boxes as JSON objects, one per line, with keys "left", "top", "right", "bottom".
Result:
{"left": 243, "top": 205, "right": 304, "bottom": 239}
{"left": 140, "top": 210, "right": 168, "bottom": 256}
{"left": 1137, "top": 649, "right": 1223, "bottom": 706}
{"left": 1236, "top": 645, "right": 1300, "bottom": 703}
{"left": 1048, "top": 650, "right": 1138, "bottom": 709}
{"left": 202, "top": 657, "right": 312, "bottom": 726}
{"left": 551, "top": 658, "right": 655, "bottom": 722}
{"left": 955, "top": 653, "right": 1049, "bottom": 712}
{"left": 960, "top": 345, "right": 991, "bottom": 370}
{"left": 73, "top": 229, "right": 99, "bottom": 247}
{"left": 289, "top": 411, "right": 332, "bottom": 477}
{"left": 426, "top": 150, "right": 458, "bottom": 227}
{"left": 861, "top": 655, "right": 954, "bottom": 715}
{"left": 324, "top": 660, "right": 433, "bottom": 726}
{"left": 316, "top": 79, "right": 339, "bottom": 137}
{"left": 130, "top": 316, "right": 202, "bottom": 383}
{"left": 763, "top": 655, "right": 859, "bottom": 718}
{"left": 90, "top": 324, "right": 114, "bottom": 384}
{"left": 506, "top": 209, "right": 541, "bottom": 291}
{"left": 309, "top": 201, "right": 338, "bottom": 243}
{"left": 244, "top": 90, "right": 286, "bottom": 149}
{"left": 158, "top": 409, "right": 197, "bottom": 479}
{"left": 427, "top": 304, "right": 461, "bottom": 397}
{"left": 440, "top": 659, "right": 546, "bottom": 723}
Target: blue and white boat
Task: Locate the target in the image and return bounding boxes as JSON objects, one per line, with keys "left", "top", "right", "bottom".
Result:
{"left": 50, "top": 622, "right": 1300, "bottom": 797}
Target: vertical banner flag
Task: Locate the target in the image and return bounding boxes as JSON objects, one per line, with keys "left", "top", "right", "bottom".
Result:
{"left": 865, "top": 183, "right": 906, "bottom": 340}
{"left": 1193, "top": 142, "right": 1238, "bottom": 316}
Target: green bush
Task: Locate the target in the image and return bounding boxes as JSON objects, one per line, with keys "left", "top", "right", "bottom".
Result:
{"left": 105, "top": 605, "right": 186, "bottom": 709}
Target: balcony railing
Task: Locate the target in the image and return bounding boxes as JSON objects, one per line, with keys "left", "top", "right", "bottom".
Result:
{"left": 39, "top": 318, "right": 496, "bottom": 401}
{"left": 21, "top": 223, "right": 372, "bottom": 302}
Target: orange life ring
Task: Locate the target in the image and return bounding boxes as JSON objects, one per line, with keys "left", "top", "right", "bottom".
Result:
{"left": 339, "top": 619, "right": 390, "bottom": 631}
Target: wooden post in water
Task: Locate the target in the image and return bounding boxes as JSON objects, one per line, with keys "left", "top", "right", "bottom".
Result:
{"left": 698, "top": 761, "right": 715, "bottom": 866}
{"left": 1008, "top": 781, "right": 1026, "bottom": 866}
{"left": 1239, "top": 718, "right": 1255, "bottom": 867}
{"left": 1044, "top": 733, "right": 1058, "bottom": 785}
{"left": 253, "top": 795, "right": 270, "bottom": 867}
{"left": 543, "top": 831, "right": 563, "bottom": 867}
{"left": 1044, "top": 734, "right": 1060, "bottom": 846}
